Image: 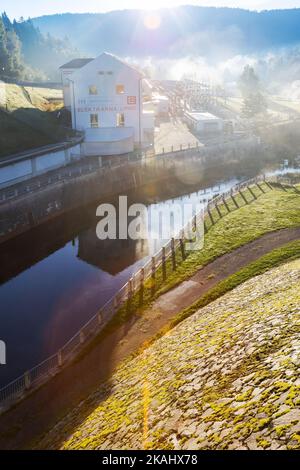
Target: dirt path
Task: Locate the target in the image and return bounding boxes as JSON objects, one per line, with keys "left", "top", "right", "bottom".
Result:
{"left": 0, "top": 227, "right": 299, "bottom": 449}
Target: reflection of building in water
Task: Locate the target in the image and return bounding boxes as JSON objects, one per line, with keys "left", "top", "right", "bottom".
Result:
{"left": 77, "top": 228, "right": 149, "bottom": 275}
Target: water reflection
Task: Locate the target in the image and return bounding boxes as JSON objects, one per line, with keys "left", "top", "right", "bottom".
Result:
{"left": 0, "top": 164, "right": 297, "bottom": 387}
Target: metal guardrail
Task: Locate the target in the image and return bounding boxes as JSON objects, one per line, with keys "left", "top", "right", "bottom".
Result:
{"left": 0, "top": 174, "right": 286, "bottom": 412}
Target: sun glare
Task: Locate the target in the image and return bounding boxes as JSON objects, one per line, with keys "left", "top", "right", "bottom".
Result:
{"left": 143, "top": 13, "right": 162, "bottom": 30}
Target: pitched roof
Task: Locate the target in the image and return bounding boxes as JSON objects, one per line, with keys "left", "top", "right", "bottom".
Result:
{"left": 59, "top": 58, "right": 94, "bottom": 69}
{"left": 99, "top": 52, "right": 144, "bottom": 76}
{"left": 61, "top": 52, "right": 144, "bottom": 77}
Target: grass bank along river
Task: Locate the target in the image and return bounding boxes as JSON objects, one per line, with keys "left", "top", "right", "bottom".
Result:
{"left": 0, "top": 162, "right": 298, "bottom": 389}
{"left": 38, "top": 258, "right": 300, "bottom": 450}
{"left": 0, "top": 176, "right": 299, "bottom": 450}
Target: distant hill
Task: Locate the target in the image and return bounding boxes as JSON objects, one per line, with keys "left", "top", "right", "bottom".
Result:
{"left": 32, "top": 7, "right": 300, "bottom": 59}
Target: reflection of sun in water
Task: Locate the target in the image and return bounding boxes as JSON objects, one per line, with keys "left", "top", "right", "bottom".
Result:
{"left": 143, "top": 13, "right": 161, "bottom": 30}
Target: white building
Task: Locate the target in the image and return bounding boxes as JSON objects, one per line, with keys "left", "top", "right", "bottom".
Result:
{"left": 184, "top": 111, "right": 223, "bottom": 134}
{"left": 60, "top": 53, "right": 154, "bottom": 156}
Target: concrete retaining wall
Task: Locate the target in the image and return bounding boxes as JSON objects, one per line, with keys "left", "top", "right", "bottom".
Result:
{"left": 0, "top": 135, "right": 260, "bottom": 243}
{"left": 0, "top": 144, "right": 81, "bottom": 189}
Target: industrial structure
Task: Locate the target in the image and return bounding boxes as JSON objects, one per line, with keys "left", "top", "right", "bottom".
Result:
{"left": 184, "top": 111, "right": 224, "bottom": 134}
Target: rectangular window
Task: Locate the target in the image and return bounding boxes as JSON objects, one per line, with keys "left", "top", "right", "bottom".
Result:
{"left": 116, "top": 113, "right": 125, "bottom": 127}
{"left": 89, "top": 85, "right": 98, "bottom": 95}
{"left": 90, "top": 114, "right": 99, "bottom": 128}
{"left": 116, "top": 84, "right": 125, "bottom": 94}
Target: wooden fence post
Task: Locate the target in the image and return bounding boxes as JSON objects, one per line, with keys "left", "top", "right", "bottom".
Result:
{"left": 151, "top": 257, "right": 156, "bottom": 281}
{"left": 162, "top": 247, "right": 167, "bottom": 280}
{"left": 24, "top": 371, "right": 31, "bottom": 390}
{"left": 171, "top": 238, "right": 176, "bottom": 270}
{"left": 256, "top": 182, "right": 265, "bottom": 193}
{"left": 230, "top": 190, "right": 239, "bottom": 208}
{"left": 139, "top": 268, "right": 145, "bottom": 306}
{"left": 79, "top": 330, "right": 85, "bottom": 344}
{"left": 247, "top": 185, "right": 257, "bottom": 200}
{"left": 264, "top": 179, "right": 273, "bottom": 190}
{"left": 239, "top": 189, "right": 248, "bottom": 204}
{"left": 113, "top": 296, "right": 118, "bottom": 312}
{"left": 58, "top": 350, "right": 63, "bottom": 367}
{"left": 207, "top": 206, "right": 215, "bottom": 225}
{"left": 128, "top": 278, "right": 133, "bottom": 300}
{"left": 151, "top": 257, "right": 156, "bottom": 294}
{"left": 180, "top": 237, "right": 186, "bottom": 260}
{"left": 214, "top": 202, "right": 222, "bottom": 219}
{"left": 140, "top": 268, "right": 145, "bottom": 289}
{"left": 222, "top": 196, "right": 230, "bottom": 213}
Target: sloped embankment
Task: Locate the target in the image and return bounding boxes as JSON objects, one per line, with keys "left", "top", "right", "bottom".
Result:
{"left": 39, "top": 259, "right": 300, "bottom": 450}
{"left": 0, "top": 83, "right": 65, "bottom": 157}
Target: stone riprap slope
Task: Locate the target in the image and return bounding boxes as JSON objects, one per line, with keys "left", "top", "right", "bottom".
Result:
{"left": 39, "top": 259, "right": 300, "bottom": 450}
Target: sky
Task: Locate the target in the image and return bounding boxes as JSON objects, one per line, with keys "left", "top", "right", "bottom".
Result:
{"left": 2, "top": 0, "right": 300, "bottom": 20}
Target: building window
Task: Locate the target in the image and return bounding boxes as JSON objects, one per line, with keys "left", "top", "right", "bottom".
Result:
{"left": 89, "top": 85, "right": 98, "bottom": 95}
{"left": 116, "top": 84, "right": 125, "bottom": 94}
{"left": 116, "top": 113, "right": 125, "bottom": 127}
{"left": 90, "top": 114, "right": 99, "bottom": 128}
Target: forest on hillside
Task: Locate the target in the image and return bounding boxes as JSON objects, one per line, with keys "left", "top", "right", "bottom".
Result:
{"left": 33, "top": 7, "right": 300, "bottom": 58}
{"left": 0, "top": 12, "right": 78, "bottom": 82}
{"left": 3, "top": 6, "right": 300, "bottom": 85}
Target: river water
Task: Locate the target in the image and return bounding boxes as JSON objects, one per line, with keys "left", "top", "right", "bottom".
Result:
{"left": 0, "top": 162, "right": 298, "bottom": 387}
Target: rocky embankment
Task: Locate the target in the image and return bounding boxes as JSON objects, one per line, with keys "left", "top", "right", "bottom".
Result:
{"left": 38, "top": 259, "right": 300, "bottom": 450}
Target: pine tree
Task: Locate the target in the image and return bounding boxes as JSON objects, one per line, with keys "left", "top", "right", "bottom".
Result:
{"left": 0, "top": 16, "right": 9, "bottom": 79}
{"left": 239, "top": 65, "right": 266, "bottom": 118}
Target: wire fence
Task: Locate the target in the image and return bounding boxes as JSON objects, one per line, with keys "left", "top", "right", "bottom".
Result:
{"left": 0, "top": 173, "right": 296, "bottom": 412}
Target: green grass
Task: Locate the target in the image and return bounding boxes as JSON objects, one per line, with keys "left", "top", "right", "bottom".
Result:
{"left": 44, "top": 255, "right": 300, "bottom": 450}
{"left": 0, "top": 83, "right": 67, "bottom": 158}
{"left": 157, "top": 183, "right": 300, "bottom": 295}
{"left": 131, "top": 238, "right": 300, "bottom": 355}
{"left": 80, "top": 184, "right": 300, "bottom": 355}
{"left": 169, "top": 238, "right": 300, "bottom": 327}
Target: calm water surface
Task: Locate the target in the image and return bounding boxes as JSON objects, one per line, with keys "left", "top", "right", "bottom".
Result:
{"left": 0, "top": 163, "right": 298, "bottom": 386}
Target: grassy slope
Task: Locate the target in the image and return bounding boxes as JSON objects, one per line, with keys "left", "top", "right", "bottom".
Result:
{"left": 218, "top": 95, "right": 300, "bottom": 120}
{"left": 32, "top": 184, "right": 300, "bottom": 449}
{"left": 104, "top": 184, "right": 300, "bottom": 332}
{"left": 38, "top": 256, "right": 300, "bottom": 450}
{"left": 164, "top": 238, "right": 300, "bottom": 331}
{"left": 158, "top": 183, "right": 300, "bottom": 294}
{"left": 0, "top": 83, "right": 65, "bottom": 158}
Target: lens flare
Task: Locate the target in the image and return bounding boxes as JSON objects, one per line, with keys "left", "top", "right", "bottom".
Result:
{"left": 144, "top": 13, "right": 161, "bottom": 30}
